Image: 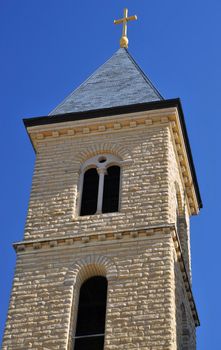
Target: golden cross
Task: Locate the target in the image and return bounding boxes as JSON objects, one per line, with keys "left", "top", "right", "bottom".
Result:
{"left": 114, "top": 8, "right": 137, "bottom": 48}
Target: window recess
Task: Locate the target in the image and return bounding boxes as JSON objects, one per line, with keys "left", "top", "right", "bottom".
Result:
{"left": 80, "top": 154, "right": 121, "bottom": 216}
{"left": 74, "top": 276, "right": 108, "bottom": 350}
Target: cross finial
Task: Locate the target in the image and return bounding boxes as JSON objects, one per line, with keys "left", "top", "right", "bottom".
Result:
{"left": 114, "top": 8, "right": 137, "bottom": 49}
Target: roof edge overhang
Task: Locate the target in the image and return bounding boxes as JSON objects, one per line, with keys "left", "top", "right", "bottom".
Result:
{"left": 23, "top": 98, "right": 202, "bottom": 209}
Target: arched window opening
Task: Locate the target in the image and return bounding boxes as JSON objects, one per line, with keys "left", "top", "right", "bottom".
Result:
{"left": 80, "top": 168, "right": 99, "bottom": 216}
{"left": 74, "top": 276, "right": 108, "bottom": 350}
{"left": 79, "top": 154, "right": 121, "bottom": 216}
{"left": 102, "top": 166, "right": 120, "bottom": 213}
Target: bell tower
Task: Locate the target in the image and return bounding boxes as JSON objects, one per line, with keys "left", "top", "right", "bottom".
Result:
{"left": 3, "top": 9, "right": 202, "bottom": 350}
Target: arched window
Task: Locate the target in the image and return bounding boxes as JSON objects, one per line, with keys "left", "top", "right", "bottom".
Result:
{"left": 80, "top": 168, "right": 99, "bottom": 216}
{"left": 80, "top": 155, "right": 121, "bottom": 216}
{"left": 102, "top": 166, "right": 120, "bottom": 213}
{"left": 74, "top": 276, "right": 108, "bottom": 350}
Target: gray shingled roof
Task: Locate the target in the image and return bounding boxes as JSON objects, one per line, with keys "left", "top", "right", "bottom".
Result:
{"left": 49, "top": 48, "right": 163, "bottom": 116}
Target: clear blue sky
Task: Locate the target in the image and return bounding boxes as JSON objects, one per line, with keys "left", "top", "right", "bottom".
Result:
{"left": 0, "top": 0, "right": 220, "bottom": 348}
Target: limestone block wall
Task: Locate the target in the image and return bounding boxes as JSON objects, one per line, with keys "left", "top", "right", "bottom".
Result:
{"left": 3, "top": 231, "right": 176, "bottom": 350}
{"left": 174, "top": 250, "right": 196, "bottom": 350}
{"left": 24, "top": 125, "right": 170, "bottom": 241}
{"left": 3, "top": 111, "right": 199, "bottom": 349}
{"left": 167, "top": 130, "right": 192, "bottom": 277}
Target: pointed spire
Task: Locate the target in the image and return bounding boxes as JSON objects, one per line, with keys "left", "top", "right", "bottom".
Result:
{"left": 49, "top": 49, "right": 163, "bottom": 116}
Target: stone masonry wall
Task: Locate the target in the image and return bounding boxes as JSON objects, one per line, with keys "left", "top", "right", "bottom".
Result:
{"left": 167, "top": 130, "right": 196, "bottom": 347}
{"left": 3, "top": 231, "right": 176, "bottom": 350}
{"left": 24, "top": 125, "right": 170, "bottom": 240}
{"left": 174, "top": 250, "right": 196, "bottom": 350}
{"left": 3, "top": 115, "right": 198, "bottom": 349}
{"left": 167, "top": 130, "right": 192, "bottom": 278}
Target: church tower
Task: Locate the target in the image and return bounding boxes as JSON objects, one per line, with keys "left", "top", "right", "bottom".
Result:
{"left": 3, "top": 9, "right": 202, "bottom": 350}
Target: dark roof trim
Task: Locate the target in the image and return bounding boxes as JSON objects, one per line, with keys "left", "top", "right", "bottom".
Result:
{"left": 24, "top": 99, "right": 174, "bottom": 127}
{"left": 23, "top": 98, "right": 202, "bottom": 209}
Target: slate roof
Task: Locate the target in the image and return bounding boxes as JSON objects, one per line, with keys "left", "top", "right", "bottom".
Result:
{"left": 49, "top": 48, "right": 163, "bottom": 116}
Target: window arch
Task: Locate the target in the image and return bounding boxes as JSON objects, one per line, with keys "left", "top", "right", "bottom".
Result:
{"left": 74, "top": 276, "right": 108, "bottom": 350}
{"left": 80, "top": 154, "right": 121, "bottom": 216}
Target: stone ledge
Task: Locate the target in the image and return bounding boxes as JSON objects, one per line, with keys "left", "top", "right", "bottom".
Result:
{"left": 14, "top": 224, "right": 173, "bottom": 253}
